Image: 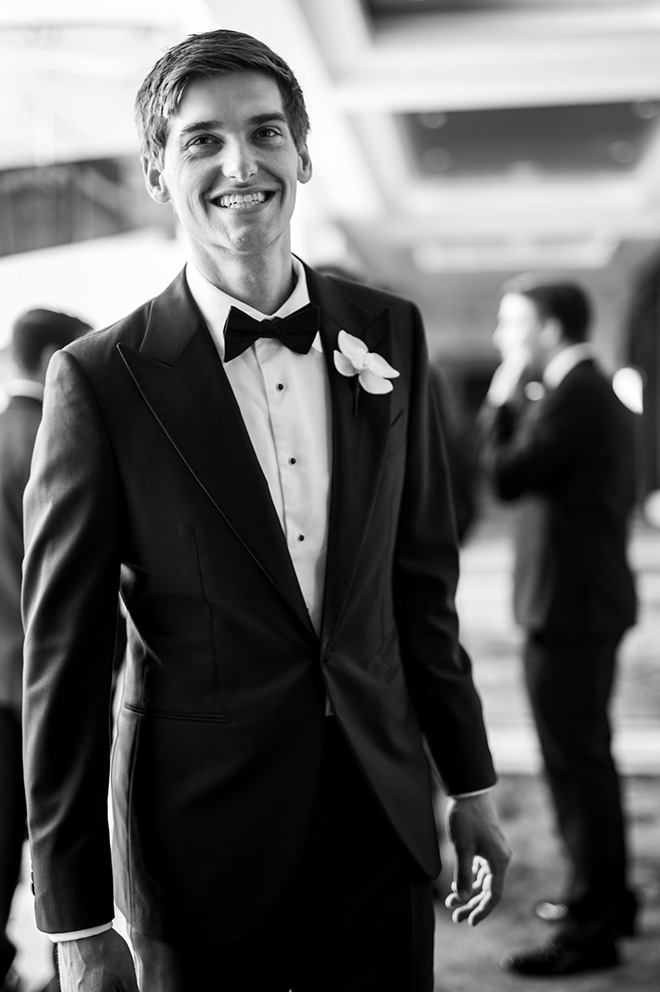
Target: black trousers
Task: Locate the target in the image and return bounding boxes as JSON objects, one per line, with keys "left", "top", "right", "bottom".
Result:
{"left": 0, "top": 706, "right": 26, "bottom": 981}
{"left": 130, "top": 718, "right": 435, "bottom": 991}
{"left": 524, "top": 632, "right": 630, "bottom": 944}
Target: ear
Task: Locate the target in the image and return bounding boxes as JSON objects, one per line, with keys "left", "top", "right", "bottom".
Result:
{"left": 142, "top": 155, "right": 171, "bottom": 204}
{"left": 297, "top": 144, "right": 313, "bottom": 185}
{"left": 540, "top": 317, "right": 562, "bottom": 350}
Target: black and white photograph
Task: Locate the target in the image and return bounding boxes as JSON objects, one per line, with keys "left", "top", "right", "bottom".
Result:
{"left": 0, "top": 2, "right": 658, "bottom": 990}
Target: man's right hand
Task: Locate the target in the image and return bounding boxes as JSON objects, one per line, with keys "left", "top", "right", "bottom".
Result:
{"left": 486, "top": 352, "right": 530, "bottom": 407}
{"left": 57, "top": 929, "right": 139, "bottom": 992}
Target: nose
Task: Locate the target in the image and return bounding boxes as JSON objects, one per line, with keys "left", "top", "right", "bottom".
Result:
{"left": 221, "top": 138, "right": 257, "bottom": 182}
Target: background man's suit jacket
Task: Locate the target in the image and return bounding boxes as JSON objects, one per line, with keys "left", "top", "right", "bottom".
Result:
{"left": 479, "top": 359, "right": 637, "bottom": 637}
{"left": 0, "top": 393, "right": 42, "bottom": 712}
{"left": 22, "top": 265, "right": 496, "bottom": 945}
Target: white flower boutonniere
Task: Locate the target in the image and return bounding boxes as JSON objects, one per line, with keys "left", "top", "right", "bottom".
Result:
{"left": 334, "top": 331, "right": 399, "bottom": 413}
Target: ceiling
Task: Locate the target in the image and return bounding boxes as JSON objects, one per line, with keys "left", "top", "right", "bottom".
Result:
{"left": 2, "top": 0, "right": 660, "bottom": 364}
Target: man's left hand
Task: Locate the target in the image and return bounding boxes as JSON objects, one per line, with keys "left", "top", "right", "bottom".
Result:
{"left": 444, "top": 792, "right": 511, "bottom": 926}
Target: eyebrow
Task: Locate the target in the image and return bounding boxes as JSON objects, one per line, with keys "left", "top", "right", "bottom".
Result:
{"left": 178, "top": 112, "right": 289, "bottom": 138}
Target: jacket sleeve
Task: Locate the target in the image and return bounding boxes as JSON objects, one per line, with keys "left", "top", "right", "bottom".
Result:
{"left": 393, "top": 304, "right": 496, "bottom": 796}
{"left": 22, "top": 350, "right": 119, "bottom": 934}
{"left": 479, "top": 379, "right": 600, "bottom": 501}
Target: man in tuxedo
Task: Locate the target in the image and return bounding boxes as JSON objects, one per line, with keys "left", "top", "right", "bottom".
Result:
{"left": 479, "top": 275, "right": 637, "bottom": 976}
{"left": 0, "top": 309, "right": 90, "bottom": 992}
{"left": 22, "top": 30, "right": 510, "bottom": 992}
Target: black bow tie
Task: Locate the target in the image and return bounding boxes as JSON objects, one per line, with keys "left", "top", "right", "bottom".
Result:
{"left": 223, "top": 303, "right": 321, "bottom": 362}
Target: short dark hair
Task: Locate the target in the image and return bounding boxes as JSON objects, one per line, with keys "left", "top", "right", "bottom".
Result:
{"left": 500, "top": 274, "right": 592, "bottom": 344}
{"left": 134, "top": 29, "right": 311, "bottom": 164}
{"left": 12, "top": 308, "right": 90, "bottom": 374}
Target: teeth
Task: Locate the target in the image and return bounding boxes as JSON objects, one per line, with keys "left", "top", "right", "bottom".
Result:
{"left": 218, "top": 191, "right": 267, "bottom": 208}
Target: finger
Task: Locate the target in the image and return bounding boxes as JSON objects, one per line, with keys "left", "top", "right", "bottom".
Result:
{"left": 466, "top": 874, "right": 506, "bottom": 927}
{"left": 448, "top": 867, "right": 501, "bottom": 926}
{"left": 485, "top": 855, "right": 508, "bottom": 908}
{"left": 451, "top": 890, "right": 487, "bottom": 924}
{"left": 473, "top": 857, "right": 489, "bottom": 888}
{"left": 453, "top": 851, "right": 475, "bottom": 901}
{"left": 467, "top": 896, "right": 497, "bottom": 927}
{"left": 446, "top": 859, "right": 487, "bottom": 911}
{"left": 445, "top": 890, "right": 465, "bottom": 909}
{"left": 448, "top": 872, "right": 490, "bottom": 920}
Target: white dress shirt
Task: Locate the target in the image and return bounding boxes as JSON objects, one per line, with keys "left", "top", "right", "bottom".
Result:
{"left": 186, "top": 255, "right": 332, "bottom": 634}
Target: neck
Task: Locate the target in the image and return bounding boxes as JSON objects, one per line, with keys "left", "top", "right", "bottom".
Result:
{"left": 543, "top": 339, "right": 572, "bottom": 369}
{"left": 192, "top": 244, "right": 296, "bottom": 315}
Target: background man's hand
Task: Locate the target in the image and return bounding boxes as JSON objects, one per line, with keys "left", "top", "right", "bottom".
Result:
{"left": 57, "top": 929, "right": 139, "bottom": 992}
{"left": 486, "top": 353, "right": 530, "bottom": 407}
{"left": 444, "top": 792, "right": 511, "bottom": 926}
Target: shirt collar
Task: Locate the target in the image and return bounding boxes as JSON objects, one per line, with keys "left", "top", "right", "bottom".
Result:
{"left": 6, "top": 378, "right": 44, "bottom": 401}
{"left": 185, "top": 255, "right": 321, "bottom": 360}
{"left": 543, "top": 343, "right": 594, "bottom": 390}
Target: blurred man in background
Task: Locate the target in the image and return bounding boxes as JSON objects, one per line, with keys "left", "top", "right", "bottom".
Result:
{"left": 479, "top": 275, "right": 638, "bottom": 977}
{"left": 0, "top": 309, "right": 90, "bottom": 992}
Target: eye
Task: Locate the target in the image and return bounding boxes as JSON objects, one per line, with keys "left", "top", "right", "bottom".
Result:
{"left": 256, "top": 126, "right": 281, "bottom": 139}
{"left": 187, "top": 134, "right": 217, "bottom": 148}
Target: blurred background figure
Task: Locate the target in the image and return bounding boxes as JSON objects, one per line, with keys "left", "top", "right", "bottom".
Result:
{"left": 0, "top": 308, "right": 90, "bottom": 992}
{"left": 478, "top": 275, "right": 638, "bottom": 977}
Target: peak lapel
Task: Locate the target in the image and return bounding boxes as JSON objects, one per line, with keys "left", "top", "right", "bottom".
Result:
{"left": 306, "top": 268, "right": 395, "bottom": 638}
{"left": 118, "top": 273, "right": 315, "bottom": 635}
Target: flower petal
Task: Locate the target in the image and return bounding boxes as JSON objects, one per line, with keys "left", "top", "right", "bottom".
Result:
{"left": 359, "top": 369, "right": 394, "bottom": 394}
{"left": 364, "top": 352, "right": 400, "bottom": 379}
{"left": 334, "top": 351, "right": 358, "bottom": 377}
{"left": 337, "top": 329, "right": 368, "bottom": 365}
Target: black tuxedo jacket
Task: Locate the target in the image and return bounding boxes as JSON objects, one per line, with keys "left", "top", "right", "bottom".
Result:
{"left": 22, "top": 264, "right": 495, "bottom": 944}
{"left": 0, "top": 393, "right": 42, "bottom": 712}
{"left": 479, "top": 358, "right": 637, "bottom": 637}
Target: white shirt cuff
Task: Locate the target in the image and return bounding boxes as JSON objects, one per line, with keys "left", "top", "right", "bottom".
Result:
{"left": 48, "top": 922, "right": 113, "bottom": 942}
{"left": 448, "top": 786, "right": 494, "bottom": 799}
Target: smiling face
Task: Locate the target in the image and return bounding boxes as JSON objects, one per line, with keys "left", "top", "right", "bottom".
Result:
{"left": 143, "top": 70, "right": 312, "bottom": 277}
